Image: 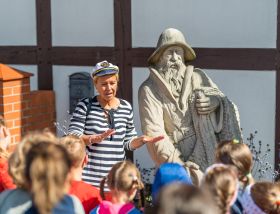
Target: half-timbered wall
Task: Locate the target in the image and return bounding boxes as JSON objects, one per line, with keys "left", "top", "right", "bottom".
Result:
{"left": 0, "top": 0, "right": 279, "bottom": 178}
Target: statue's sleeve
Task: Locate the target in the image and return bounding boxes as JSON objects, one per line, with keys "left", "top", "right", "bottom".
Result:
{"left": 138, "top": 83, "right": 185, "bottom": 166}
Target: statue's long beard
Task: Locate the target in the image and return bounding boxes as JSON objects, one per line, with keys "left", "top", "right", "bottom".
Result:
{"left": 158, "top": 61, "right": 184, "bottom": 97}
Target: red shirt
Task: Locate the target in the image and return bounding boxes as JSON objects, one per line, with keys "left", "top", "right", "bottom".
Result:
{"left": 69, "top": 180, "right": 102, "bottom": 214}
{"left": 0, "top": 158, "right": 16, "bottom": 192}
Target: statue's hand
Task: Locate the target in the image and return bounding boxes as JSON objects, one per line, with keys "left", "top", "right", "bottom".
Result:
{"left": 183, "top": 161, "right": 203, "bottom": 186}
{"left": 184, "top": 161, "right": 200, "bottom": 170}
{"left": 196, "top": 93, "right": 219, "bottom": 115}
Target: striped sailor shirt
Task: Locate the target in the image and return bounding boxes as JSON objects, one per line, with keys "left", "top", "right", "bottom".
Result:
{"left": 68, "top": 96, "right": 137, "bottom": 191}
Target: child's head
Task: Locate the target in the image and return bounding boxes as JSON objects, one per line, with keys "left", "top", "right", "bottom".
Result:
{"left": 242, "top": 182, "right": 280, "bottom": 214}
{"left": 215, "top": 140, "right": 253, "bottom": 185}
{"left": 152, "top": 162, "right": 192, "bottom": 202}
{"left": 0, "top": 115, "right": 12, "bottom": 159}
{"left": 155, "top": 183, "right": 218, "bottom": 214}
{"left": 60, "top": 135, "right": 87, "bottom": 168}
{"left": 8, "top": 130, "right": 58, "bottom": 189}
{"left": 100, "top": 160, "right": 144, "bottom": 201}
{"left": 25, "top": 141, "right": 72, "bottom": 214}
{"left": 201, "top": 164, "right": 239, "bottom": 214}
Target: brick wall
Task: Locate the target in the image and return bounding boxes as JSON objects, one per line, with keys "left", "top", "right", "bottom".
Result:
{"left": 0, "top": 64, "right": 56, "bottom": 143}
{"left": 23, "top": 90, "right": 56, "bottom": 134}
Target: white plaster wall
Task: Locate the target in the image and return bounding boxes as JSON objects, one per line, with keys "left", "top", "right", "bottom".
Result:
{"left": 132, "top": 69, "right": 153, "bottom": 169}
{"left": 52, "top": 65, "right": 95, "bottom": 136}
{"left": 51, "top": 0, "right": 114, "bottom": 46}
{"left": 133, "top": 68, "right": 276, "bottom": 181}
{"left": 9, "top": 65, "right": 38, "bottom": 91}
{"left": 132, "top": 0, "right": 277, "bottom": 48}
{"left": 204, "top": 69, "right": 276, "bottom": 181}
{"left": 0, "top": 0, "right": 36, "bottom": 45}
{"left": 0, "top": 0, "right": 276, "bottom": 181}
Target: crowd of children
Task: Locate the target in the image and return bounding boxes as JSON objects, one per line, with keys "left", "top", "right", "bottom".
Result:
{"left": 0, "top": 116, "right": 279, "bottom": 214}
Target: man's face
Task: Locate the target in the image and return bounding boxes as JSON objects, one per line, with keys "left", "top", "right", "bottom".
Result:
{"left": 158, "top": 46, "right": 185, "bottom": 80}
{"left": 161, "top": 46, "right": 184, "bottom": 67}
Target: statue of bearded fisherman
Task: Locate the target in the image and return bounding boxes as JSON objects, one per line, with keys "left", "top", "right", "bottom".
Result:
{"left": 138, "top": 28, "right": 242, "bottom": 184}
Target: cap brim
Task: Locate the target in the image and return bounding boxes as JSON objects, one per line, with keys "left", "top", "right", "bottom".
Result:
{"left": 92, "top": 69, "right": 118, "bottom": 78}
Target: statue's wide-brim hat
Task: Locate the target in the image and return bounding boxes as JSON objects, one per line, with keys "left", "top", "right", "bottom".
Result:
{"left": 148, "top": 28, "right": 196, "bottom": 65}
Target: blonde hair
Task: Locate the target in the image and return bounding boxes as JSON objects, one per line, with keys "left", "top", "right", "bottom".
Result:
{"left": 100, "top": 160, "right": 144, "bottom": 200}
{"left": 201, "top": 165, "right": 238, "bottom": 214}
{"left": 8, "top": 130, "right": 58, "bottom": 189}
{"left": 0, "top": 147, "right": 9, "bottom": 159}
{"left": 215, "top": 140, "right": 253, "bottom": 188}
{"left": 0, "top": 115, "right": 11, "bottom": 159}
{"left": 25, "top": 142, "right": 72, "bottom": 214}
{"left": 0, "top": 115, "right": 6, "bottom": 127}
{"left": 60, "top": 135, "right": 86, "bottom": 168}
{"left": 251, "top": 182, "right": 280, "bottom": 214}
{"left": 93, "top": 73, "right": 119, "bottom": 85}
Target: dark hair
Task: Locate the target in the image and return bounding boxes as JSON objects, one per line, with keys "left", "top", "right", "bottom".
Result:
{"left": 154, "top": 183, "right": 218, "bottom": 214}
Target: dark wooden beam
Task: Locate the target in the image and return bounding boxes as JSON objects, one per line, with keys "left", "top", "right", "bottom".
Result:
{"left": 0, "top": 46, "right": 276, "bottom": 71}
{"left": 275, "top": 0, "right": 280, "bottom": 178}
{"left": 51, "top": 47, "right": 116, "bottom": 66}
{"left": 194, "top": 48, "right": 276, "bottom": 70}
{"left": 0, "top": 46, "right": 37, "bottom": 64}
{"left": 114, "top": 0, "right": 133, "bottom": 160}
{"left": 131, "top": 48, "right": 276, "bottom": 70}
{"left": 114, "top": 0, "right": 132, "bottom": 103}
{"left": 130, "top": 48, "right": 153, "bottom": 67}
{"left": 36, "top": 0, "right": 52, "bottom": 90}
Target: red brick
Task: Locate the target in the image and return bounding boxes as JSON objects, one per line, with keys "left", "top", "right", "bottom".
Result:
{"left": 22, "top": 109, "right": 32, "bottom": 117}
{"left": 12, "top": 85, "right": 30, "bottom": 95}
{"left": 30, "top": 91, "right": 55, "bottom": 106}
{"left": 3, "top": 95, "right": 22, "bottom": 104}
{"left": 5, "top": 111, "right": 22, "bottom": 120}
{"left": 13, "top": 102, "right": 27, "bottom": 111}
{"left": 13, "top": 103, "right": 20, "bottom": 111}
{"left": 2, "top": 104, "right": 13, "bottom": 112}
{"left": 9, "top": 127, "right": 21, "bottom": 136}
{"left": 14, "top": 119, "right": 22, "bottom": 127}
{"left": 22, "top": 78, "right": 30, "bottom": 85}
{"left": 21, "top": 94, "right": 32, "bottom": 101}
{"left": 15, "top": 135, "right": 21, "bottom": 142}
{"left": 5, "top": 120, "right": 14, "bottom": 129}
{"left": 3, "top": 80, "right": 24, "bottom": 87}
{"left": 0, "top": 87, "right": 13, "bottom": 96}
